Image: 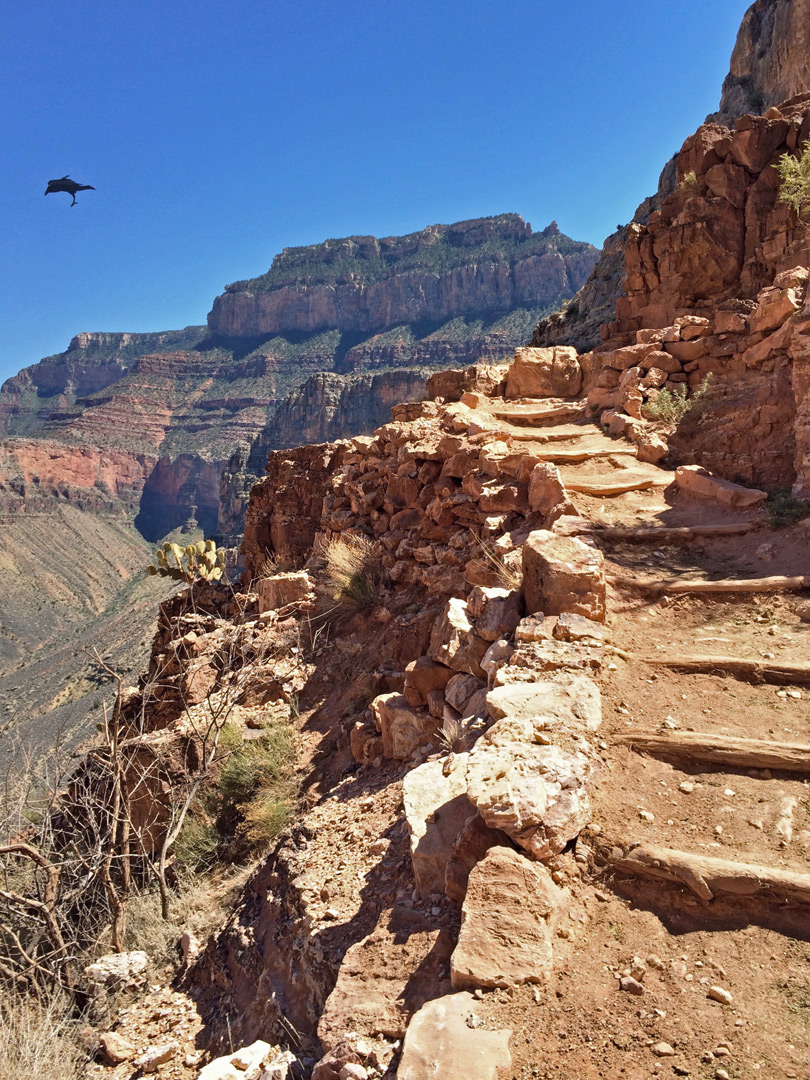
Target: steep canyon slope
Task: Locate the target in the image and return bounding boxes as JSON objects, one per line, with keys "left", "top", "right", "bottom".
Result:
{"left": 0, "top": 215, "right": 596, "bottom": 748}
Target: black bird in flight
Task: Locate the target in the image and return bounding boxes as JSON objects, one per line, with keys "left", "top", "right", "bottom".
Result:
{"left": 44, "top": 175, "right": 95, "bottom": 206}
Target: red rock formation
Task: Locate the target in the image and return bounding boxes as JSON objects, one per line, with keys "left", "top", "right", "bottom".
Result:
{"left": 587, "top": 95, "right": 810, "bottom": 491}
{"left": 712, "top": 0, "right": 810, "bottom": 126}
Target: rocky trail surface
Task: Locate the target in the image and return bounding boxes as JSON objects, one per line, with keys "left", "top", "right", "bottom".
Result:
{"left": 82, "top": 357, "right": 810, "bottom": 1080}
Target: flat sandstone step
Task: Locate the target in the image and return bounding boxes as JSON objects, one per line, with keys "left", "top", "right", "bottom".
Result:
{"left": 490, "top": 401, "right": 587, "bottom": 426}
{"left": 617, "top": 730, "right": 810, "bottom": 773}
{"left": 611, "top": 843, "right": 810, "bottom": 904}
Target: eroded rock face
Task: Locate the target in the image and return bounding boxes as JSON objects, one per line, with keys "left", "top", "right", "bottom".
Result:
{"left": 450, "top": 846, "right": 566, "bottom": 989}
{"left": 712, "top": 0, "right": 810, "bottom": 127}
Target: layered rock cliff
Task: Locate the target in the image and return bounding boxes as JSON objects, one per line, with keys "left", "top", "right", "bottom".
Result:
{"left": 208, "top": 217, "right": 597, "bottom": 341}
{"left": 711, "top": 0, "right": 810, "bottom": 126}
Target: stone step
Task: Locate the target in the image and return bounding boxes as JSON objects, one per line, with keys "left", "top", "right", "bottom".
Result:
{"left": 490, "top": 400, "right": 587, "bottom": 426}
{"left": 558, "top": 522, "right": 756, "bottom": 543}
{"left": 560, "top": 467, "right": 670, "bottom": 495}
{"left": 530, "top": 444, "right": 639, "bottom": 463}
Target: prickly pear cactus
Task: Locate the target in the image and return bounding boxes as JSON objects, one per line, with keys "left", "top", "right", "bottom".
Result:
{"left": 146, "top": 539, "right": 226, "bottom": 584}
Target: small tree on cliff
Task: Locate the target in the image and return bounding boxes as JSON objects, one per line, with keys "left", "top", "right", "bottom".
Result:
{"left": 775, "top": 138, "right": 810, "bottom": 217}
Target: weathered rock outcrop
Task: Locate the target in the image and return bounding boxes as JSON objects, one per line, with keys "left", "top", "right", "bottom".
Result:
{"left": 589, "top": 96, "right": 810, "bottom": 491}
{"left": 208, "top": 217, "right": 597, "bottom": 339}
{"left": 534, "top": 0, "right": 809, "bottom": 356}
{"left": 711, "top": 0, "right": 810, "bottom": 127}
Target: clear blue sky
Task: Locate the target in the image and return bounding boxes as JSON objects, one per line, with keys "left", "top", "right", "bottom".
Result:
{"left": 0, "top": 0, "right": 750, "bottom": 383}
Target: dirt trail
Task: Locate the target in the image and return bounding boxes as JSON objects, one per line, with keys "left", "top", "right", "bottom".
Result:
{"left": 470, "top": 399, "right": 810, "bottom": 1080}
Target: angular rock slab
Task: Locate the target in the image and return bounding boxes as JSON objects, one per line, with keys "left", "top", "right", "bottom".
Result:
{"left": 397, "top": 992, "right": 512, "bottom": 1080}
{"left": 485, "top": 673, "right": 602, "bottom": 736}
{"left": 370, "top": 693, "right": 436, "bottom": 759}
{"left": 318, "top": 908, "right": 454, "bottom": 1052}
{"left": 522, "top": 529, "right": 606, "bottom": 623}
{"left": 451, "top": 846, "right": 566, "bottom": 989}
{"left": 465, "top": 735, "right": 594, "bottom": 860}
{"left": 402, "top": 756, "right": 476, "bottom": 897}
{"left": 428, "top": 597, "right": 488, "bottom": 678}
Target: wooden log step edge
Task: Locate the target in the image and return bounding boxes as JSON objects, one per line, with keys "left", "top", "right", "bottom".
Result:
{"left": 609, "top": 573, "right": 810, "bottom": 594}
{"left": 608, "top": 647, "right": 810, "bottom": 685}
{"left": 616, "top": 730, "right": 810, "bottom": 773}
{"left": 573, "top": 523, "right": 754, "bottom": 543}
{"left": 611, "top": 843, "right": 810, "bottom": 904}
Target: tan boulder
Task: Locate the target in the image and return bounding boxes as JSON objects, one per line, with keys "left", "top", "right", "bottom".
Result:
{"left": 402, "top": 756, "right": 475, "bottom": 897}
{"left": 485, "top": 672, "right": 602, "bottom": 735}
{"left": 256, "top": 571, "right": 315, "bottom": 614}
{"left": 428, "top": 598, "right": 488, "bottom": 678}
{"left": 396, "top": 993, "right": 512, "bottom": 1080}
{"left": 403, "top": 656, "right": 454, "bottom": 707}
{"left": 450, "top": 846, "right": 566, "bottom": 989}
{"left": 505, "top": 346, "right": 582, "bottom": 399}
{"left": 465, "top": 727, "right": 594, "bottom": 860}
{"left": 370, "top": 694, "right": 435, "bottom": 759}
{"left": 522, "top": 530, "right": 606, "bottom": 623}
{"left": 527, "top": 461, "right": 568, "bottom": 519}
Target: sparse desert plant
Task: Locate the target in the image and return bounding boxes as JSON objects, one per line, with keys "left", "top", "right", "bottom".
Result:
{"left": 775, "top": 138, "right": 810, "bottom": 217}
{"left": 0, "top": 989, "right": 83, "bottom": 1080}
{"left": 642, "top": 375, "right": 711, "bottom": 424}
{"left": 473, "top": 535, "right": 522, "bottom": 590}
{"left": 679, "top": 169, "right": 699, "bottom": 190}
{"left": 146, "top": 539, "right": 226, "bottom": 584}
{"left": 765, "top": 490, "right": 810, "bottom": 529}
{"left": 322, "top": 534, "right": 382, "bottom": 608}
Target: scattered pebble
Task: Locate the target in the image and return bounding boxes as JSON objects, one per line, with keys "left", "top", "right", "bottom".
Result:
{"left": 652, "top": 1042, "right": 676, "bottom": 1057}
{"left": 708, "top": 985, "right": 733, "bottom": 1005}
{"left": 679, "top": 781, "right": 694, "bottom": 794}
{"left": 619, "top": 976, "right": 644, "bottom": 995}
{"left": 639, "top": 810, "right": 655, "bottom": 823}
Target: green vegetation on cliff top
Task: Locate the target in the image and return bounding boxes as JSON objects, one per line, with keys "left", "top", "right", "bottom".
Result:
{"left": 226, "top": 215, "right": 594, "bottom": 293}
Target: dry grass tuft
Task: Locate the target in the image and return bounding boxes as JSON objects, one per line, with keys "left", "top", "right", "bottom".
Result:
{"left": 322, "top": 534, "right": 382, "bottom": 609}
{"left": 0, "top": 990, "right": 83, "bottom": 1080}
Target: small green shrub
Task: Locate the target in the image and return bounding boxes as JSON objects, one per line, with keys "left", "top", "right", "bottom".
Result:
{"left": 173, "top": 818, "right": 220, "bottom": 871}
{"left": 775, "top": 139, "right": 810, "bottom": 217}
{"left": 146, "top": 539, "right": 225, "bottom": 584}
{"left": 765, "top": 490, "right": 810, "bottom": 529}
{"left": 679, "top": 169, "right": 699, "bottom": 190}
{"left": 642, "top": 375, "right": 711, "bottom": 424}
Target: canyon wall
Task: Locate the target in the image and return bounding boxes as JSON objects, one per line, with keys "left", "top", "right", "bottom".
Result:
{"left": 208, "top": 218, "right": 596, "bottom": 339}
{"left": 712, "top": 0, "right": 810, "bottom": 126}
{"left": 582, "top": 93, "right": 810, "bottom": 492}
